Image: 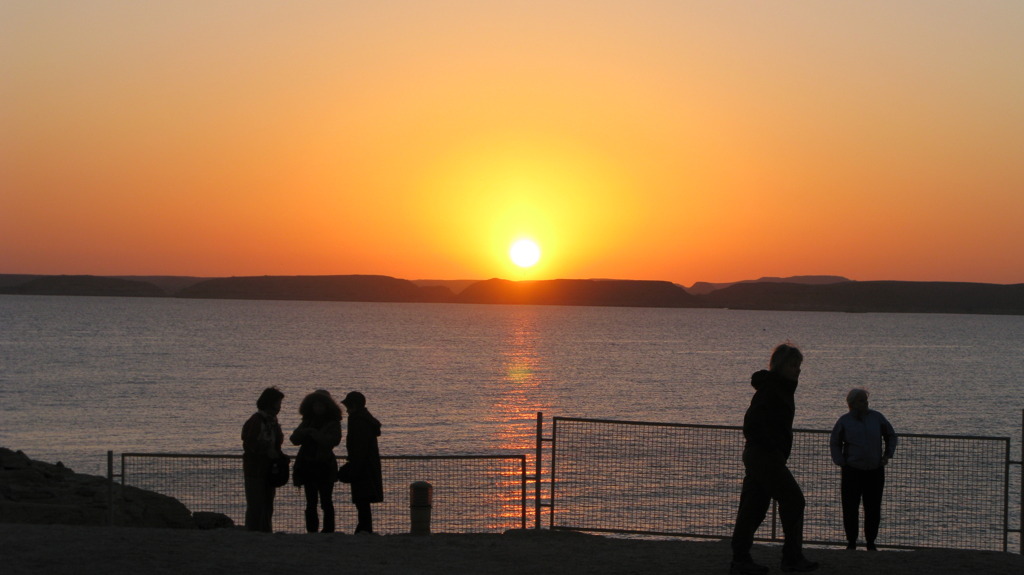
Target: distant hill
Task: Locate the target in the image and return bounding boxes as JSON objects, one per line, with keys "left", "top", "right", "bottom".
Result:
{"left": 3, "top": 273, "right": 1023, "bottom": 315}
{"left": 699, "top": 280, "right": 1024, "bottom": 315}
{"left": 0, "top": 275, "right": 165, "bottom": 297}
{"left": 457, "top": 278, "right": 697, "bottom": 308}
{"left": 177, "top": 275, "right": 454, "bottom": 303}
{"left": 686, "top": 275, "right": 850, "bottom": 295}
{"left": 0, "top": 274, "right": 45, "bottom": 288}
{"left": 412, "top": 279, "right": 481, "bottom": 296}
{"left": 113, "top": 276, "right": 210, "bottom": 295}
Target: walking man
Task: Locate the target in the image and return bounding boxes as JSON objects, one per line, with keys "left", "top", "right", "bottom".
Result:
{"left": 829, "top": 388, "right": 898, "bottom": 551}
{"left": 730, "top": 344, "right": 819, "bottom": 574}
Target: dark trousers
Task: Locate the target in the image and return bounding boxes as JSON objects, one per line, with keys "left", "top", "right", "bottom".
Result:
{"left": 731, "top": 445, "right": 806, "bottom": 562}
{"left": 841, "top": 466, "right": 885, "bottom": 544}
{"left": 304, "top": 480, "right": 336, "bottom": 533}
{"left": 243, "top": 472, "right": 276, "bottom": 532}
{"left": 355, "top": 501, "right": 374, "bottom": 534}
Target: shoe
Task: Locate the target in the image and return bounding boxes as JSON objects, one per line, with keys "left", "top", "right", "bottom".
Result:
{"left": 846, "top": 541, "right": 857, "bottom": 550}
{"left": 780, "top": 558, "right": 820, "bottom": 572}
{"left": 866, "top": 542, "right": 877, "bottom": 551}
{"left": 729, "top": 559, "right": 769, "bottom": 575}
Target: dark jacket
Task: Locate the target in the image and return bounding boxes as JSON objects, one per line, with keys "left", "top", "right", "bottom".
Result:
{"left": 291, "top": 416, "right": 342, "bottom": 486}
{"left": 241, "top": 410, "right": 284, "bottom": 477}
{"left": 346, "top": 407, "right": 383, "bottom": 503}
{"left": 742, "top": 370, "right": 797, "bottom": 460}
{"left": 291, "top": 417, "right": 342, "bottom": 462}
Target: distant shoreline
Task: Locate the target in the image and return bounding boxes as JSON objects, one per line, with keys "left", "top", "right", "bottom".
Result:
{"left": 1, "top": 273, "right": 1023, "bottom": 316}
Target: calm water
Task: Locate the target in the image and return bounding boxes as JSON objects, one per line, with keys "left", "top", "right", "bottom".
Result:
{"left": 1, "top": 295, "right": 1022, "bottom": 476}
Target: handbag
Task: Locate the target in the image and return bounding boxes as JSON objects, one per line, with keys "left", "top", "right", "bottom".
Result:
{"left": 337, "top": 462, "right": 353, "bottom": 484}
{"left": 268, "top": 453, "right": 291, "bottom": 488}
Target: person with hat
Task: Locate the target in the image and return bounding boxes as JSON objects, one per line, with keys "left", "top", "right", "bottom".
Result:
{"left": 341, "top": 391, "right": 383, "bottom": 534}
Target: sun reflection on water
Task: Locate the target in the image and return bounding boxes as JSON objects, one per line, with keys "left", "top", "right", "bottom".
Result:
{"left": 488, "top": 310, "right": 552, "bottom": 453}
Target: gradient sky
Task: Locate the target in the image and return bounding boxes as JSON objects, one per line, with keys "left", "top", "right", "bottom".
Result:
{"left": 3, "top": 1, "right": 1023, "bottom": 285}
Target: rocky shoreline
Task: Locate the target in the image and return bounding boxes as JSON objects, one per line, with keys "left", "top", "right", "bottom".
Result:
{"left": 0, "top": 447, "right": 196, "bottom": 529}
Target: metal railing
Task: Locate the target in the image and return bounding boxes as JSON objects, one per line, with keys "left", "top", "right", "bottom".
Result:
{"left": 543, "top": 415, "right": 1021, "bottom": 553}
{"left": 116, "top": 453, "right": 526, "bottom": 534}
{"left": 106, "top": 409, "right": 1022, "bottom": 553}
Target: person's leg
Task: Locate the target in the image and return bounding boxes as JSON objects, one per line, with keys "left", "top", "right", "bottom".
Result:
{"left": 304, "top": 482, "right": 320, "bottom": 533}
{"left": 862, "top": 467, "right": 885, "bottom": 547}
{"left": 730, "top": 447, "right": 774, "bottom": 574}
{"left": 320, "top": 480, "right": 336, "bottom": 533}
{"left": 263, "top": 482, "right": 276, "bottom": 533}
{"left": 757, "top": 462, "right": 806, "bottom": 564}
{"left": 355, "top": 501, "right": 373, "bottom": 534}
{"left": 243, "top": 474, "right": 262, "bottom": 531}
{"left": 731, "top": 473, "right": 773, "bottom": 560}
{"left": 840, "top": 466, "right": 861, "bottom": 547}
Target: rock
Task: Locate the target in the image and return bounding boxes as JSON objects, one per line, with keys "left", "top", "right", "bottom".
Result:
{"left": 0, "top": 449, "right": 31, "bottom": 470}
{"left": 193, "top": 511, "right": 235, "bottom": 530}
{"left": 0, "top": 447, "right": 196, "bottom": 529}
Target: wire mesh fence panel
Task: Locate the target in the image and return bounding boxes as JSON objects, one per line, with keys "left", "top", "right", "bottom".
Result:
{"left": 789, "top": 431, "right": 1010, "bottom": 551}
{"left": 374, "top": 456, "right": 526, "bottom": 534}
{"left": 122, "top": 454, "right": 526, "bottom": 534}
{"left": 122, "top": 455, "right": 247, "bottom": 522}
{"left": 550, "top": 418, "right": 1013, "bottom": 551}
{"left": 550, "top": 419, "right": 769, "bottom": 540}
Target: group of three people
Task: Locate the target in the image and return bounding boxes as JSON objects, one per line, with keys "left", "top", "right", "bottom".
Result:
{"left": 731, "top": 344, "right": 898, "bottom": 574}
{"left": 241, "top": 388, "right": 383, "bottom": 534}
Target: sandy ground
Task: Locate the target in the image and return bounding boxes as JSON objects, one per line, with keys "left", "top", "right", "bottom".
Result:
{"left": 2, "top": 524, "right": 1021, "bottom": 575}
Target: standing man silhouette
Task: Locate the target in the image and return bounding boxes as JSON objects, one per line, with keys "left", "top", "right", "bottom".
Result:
{"left": 830, "top": 388, "right": 898, "bottom": 551}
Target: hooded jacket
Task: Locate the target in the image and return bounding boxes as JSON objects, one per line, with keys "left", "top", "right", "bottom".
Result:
{"left": 742, "top": 370, "right": 797, "bottom": 459}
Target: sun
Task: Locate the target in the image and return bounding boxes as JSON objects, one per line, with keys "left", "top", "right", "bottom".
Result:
{"left": 509, "top": 239, "right": 541, "bottom": 268}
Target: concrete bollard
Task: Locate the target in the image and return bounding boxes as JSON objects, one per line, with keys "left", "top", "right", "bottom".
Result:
{"left": 409, "top": 481, "right": 433, "bottom": 535}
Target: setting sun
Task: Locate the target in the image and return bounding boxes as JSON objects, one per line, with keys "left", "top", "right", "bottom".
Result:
{"left": 509, "top": 239, "right": 541, "bottom": 268}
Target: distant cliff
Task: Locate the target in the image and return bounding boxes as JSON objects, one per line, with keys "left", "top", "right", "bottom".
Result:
{"left": 457, "top": 278, "right": 697, "bottom": 308}
{"left": 176, "top": 275, "right": 453, "bottom": 303}
{"left": 698, "top": 281, "right": 1024, "bottom": 315}
{"left": 0, "top": 275, "right": 165, "bottom": 298}
{"left": 3, "top": 273, "right": 1023, "bottom": 315}
{"left": 687, "top": 275, "right": 850, "bottom": 295}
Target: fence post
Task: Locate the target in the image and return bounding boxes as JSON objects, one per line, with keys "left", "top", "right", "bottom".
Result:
{"left": 1020, "top": 409, "right": 1022, "bottom": 555}
{"left": 106, "top": 450, "right": 114, "bottom": 526}
{"left": 770, "top": 499, "right": 778, "bottom": 541}
{"left": 535, "top": 411, "right": 543, "bottom": 530}
{"left": 410, "top": 481, "right": 432, "bottom": 535}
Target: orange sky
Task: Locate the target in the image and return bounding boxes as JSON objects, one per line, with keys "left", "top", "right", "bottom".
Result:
{"left": 2, "top": 2, "right": 1023, "bottom": 285}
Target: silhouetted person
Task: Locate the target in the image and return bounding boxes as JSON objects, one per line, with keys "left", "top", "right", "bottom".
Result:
{"left": 830, "top": 388, "right": 897, "bottom": 551}
{"left": 341, "top": 391, "right": 383, "bottom": 534}
{"left": 242, "top": 387, "right": 285, "bottom": 532}
{"left": 291, "top": 390, "right": 343, "bottom": 533}
{"left": 730, "top": 344, "right": 818, "bottom": 574}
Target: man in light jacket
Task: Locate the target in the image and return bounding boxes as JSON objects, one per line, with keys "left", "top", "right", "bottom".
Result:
{"left": 829, "top": 388, "right": 898, "bottom": 551}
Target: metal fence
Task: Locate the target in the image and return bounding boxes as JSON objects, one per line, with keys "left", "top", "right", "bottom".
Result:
{"left": 546, "top": 416, "right": 1019, "bottom": 552}
{"left": 119, "top": 453, "right": 526, "bottom": 534}
{"left": 108, "top": 411, "right": 1021, "bottom": 553}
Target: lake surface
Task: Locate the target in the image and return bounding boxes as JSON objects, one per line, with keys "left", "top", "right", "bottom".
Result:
{"left": 1, "top": 295, "right": 1022, "bottom": 476}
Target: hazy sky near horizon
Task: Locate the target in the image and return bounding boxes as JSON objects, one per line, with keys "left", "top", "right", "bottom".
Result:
{"left": 3, "top": 2, "right": 1023, "bottom": 284}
